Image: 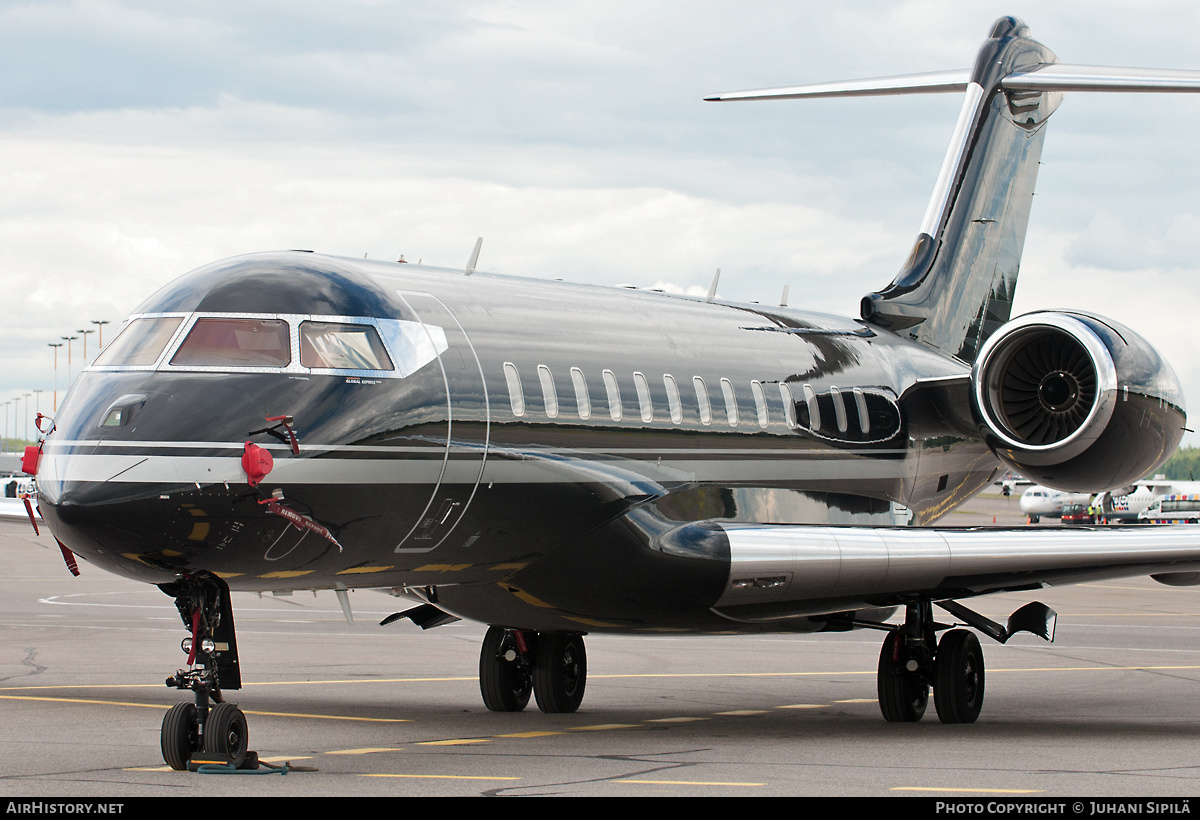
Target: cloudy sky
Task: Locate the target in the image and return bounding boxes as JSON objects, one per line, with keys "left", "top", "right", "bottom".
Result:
{"left": 2, "top": 0, "right": 1199, "bottom": 448}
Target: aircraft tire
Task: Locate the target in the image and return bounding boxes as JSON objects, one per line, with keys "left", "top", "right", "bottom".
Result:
{"left": 877, "top": 629, "right": 928, "bottom": 722}
{"left": 161, "top": 702, "right": 199, "bottom": 771}
{"left": 479, "top": 626, "right": 532, "bottom": 712}
{"left": 203, "top": 702, "right": 248, "bottom": 768}
{"left": 532, "top": 632, "right": 586, "bottom": 713}
{"left": 934, "top": 629, "right": 985, "bottom": 724}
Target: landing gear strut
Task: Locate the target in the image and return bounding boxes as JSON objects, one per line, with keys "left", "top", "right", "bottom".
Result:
{"left": 876, "top": 601, "right": 986, "bottom": 724}
{"left": 158, "top": 572, "right": 252, "bottom": 770}
{"left": 478, "top": 628, "right": 587, "bottom": 714}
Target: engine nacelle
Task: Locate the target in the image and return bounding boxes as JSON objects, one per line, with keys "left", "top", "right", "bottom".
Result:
{"left": 971, "top": 311, "right": 1186, "bottom": 491}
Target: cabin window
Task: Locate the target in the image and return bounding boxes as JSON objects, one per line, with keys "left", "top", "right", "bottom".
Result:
{"left": 664, "top": 374, "right": 682, "bottom": 424}
{"left": 751, "top": 380, "right": 768, "bottom": 429}
{"left": 802, "top": 384, "right": 821, "bottom": 431}
{"left": 571, "top": 367, "right": 591, "bottom": 420}
{"left": 694, "top": 377, "right": 712, "bottom": 425}
{"left": 830, "top": 386, "right": 848, "bottom": 433}
{"left": 503, "top": 362, "right": 525, "bottom": 417}
{"left": 171, "top": 318, "right": 291, "bottom": 367}
{"left": 779, "top": 383, "right": 797, "bottom": 427}
{"left": 538, "top": 365, "right": 558, "bottom": 418}
{"left": 94, "top": 317, "right": 184, "bottom": 367}
{"left": 299, "top": 321, "right": 393, "bottom": 370}
{"left": 602, "top": 369, "right": 622, "bottom": 421}
{"left": 853, "top": 387, "right": 870, "bottom": 434}
{"left": 720, "top": 378, "right": 738, "bottom": 427}
{"left": 634, "top": 372, "right": 654, "bottom": 422}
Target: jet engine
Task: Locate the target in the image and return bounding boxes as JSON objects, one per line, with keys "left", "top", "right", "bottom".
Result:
{"left": 970, "top": 311, "right": 1185, "bottom": 491}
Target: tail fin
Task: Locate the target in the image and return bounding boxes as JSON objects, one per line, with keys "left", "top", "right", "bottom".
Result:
{"left": 707, "top": 16, "right": 1200, "bottom": 362}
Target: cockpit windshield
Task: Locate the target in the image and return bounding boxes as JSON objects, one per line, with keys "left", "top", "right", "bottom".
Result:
{"left": 93, "top": 317, "right": 184, "bottom": 367}
{"left": 170, "top": 318, "right": 291, "bottom": 367}
{"left": 300, "top": 321, "right": 393, "bottom": 370}
{"left": 88, "top": 313, "right": 437, "bottom": 378}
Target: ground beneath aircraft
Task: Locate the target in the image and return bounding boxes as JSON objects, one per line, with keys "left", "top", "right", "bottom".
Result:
{"left": 2, "top": 495, "right": 1199, "bottom": 798}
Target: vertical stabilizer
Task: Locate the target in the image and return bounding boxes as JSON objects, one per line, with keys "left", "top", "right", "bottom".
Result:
{"left": 858, "top": 17, "right": 1057, "bottom": 361}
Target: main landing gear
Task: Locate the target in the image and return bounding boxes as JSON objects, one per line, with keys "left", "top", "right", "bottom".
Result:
{"left": 478, "top": 626, "right": 587, "bottom": 713}
{"left": 158, "top": 573, "right": 254, "bottom": 770}
{"left": 875, "top": 598, "right": 1055, "bottom": 724}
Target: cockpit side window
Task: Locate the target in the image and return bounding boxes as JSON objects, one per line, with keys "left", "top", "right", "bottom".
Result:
{"left": 94, "top": 317, "right": 184, "bottom": 367}
{"left": 171, "top": 318, "right": 291, "bottom": 367}
{"left": 300, "top": 321, "right": 394, "bottom": 371}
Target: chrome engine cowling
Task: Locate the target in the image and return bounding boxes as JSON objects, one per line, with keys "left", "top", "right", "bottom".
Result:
{"left": 971, "top": 311, "right": 1185, "bottom": 491}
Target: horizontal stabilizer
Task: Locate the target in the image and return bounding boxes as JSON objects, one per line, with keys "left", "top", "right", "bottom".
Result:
{"left": 1003, "top": 64, "right": 1200, "bottom": 93}
{"left": 705, "top": 69, "right": 969, "bottom": 101}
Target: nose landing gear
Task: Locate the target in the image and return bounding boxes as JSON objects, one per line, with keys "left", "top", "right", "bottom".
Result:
{"left": 158, "top": 572, "right": 255, "bottom": 770}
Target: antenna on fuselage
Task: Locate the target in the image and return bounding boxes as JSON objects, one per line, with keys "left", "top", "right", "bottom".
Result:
{"left": 464, "top": 237, "right": 483, "bottom": 275}
{"left": 705, "top": 268, "right": 721, "bottom": 302}
{"left": 780, "top": 285, "right": 790, "bottom": 307}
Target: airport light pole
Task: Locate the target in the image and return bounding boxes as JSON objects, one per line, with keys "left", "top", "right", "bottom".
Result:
{"left": 62, "top": 336, "right": 77, "bottom": 388}
{"left": 23, "top": 393, "right": 31, "bottom": 444}
{"left": 92, "top": 319, "right": 109, "bottom": 353}
{"left": 2, "top": 401, "right": 8, "bottom": 453}
{"left": 49, "top": 342, "right": 62, "bottom": 412}
{"left": 76, "top": 329, "right": 94, "bottom": 361}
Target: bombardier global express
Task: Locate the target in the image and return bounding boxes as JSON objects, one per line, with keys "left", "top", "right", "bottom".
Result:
{"left": 24, "top": 17, "right": 1200, "bottom": 769}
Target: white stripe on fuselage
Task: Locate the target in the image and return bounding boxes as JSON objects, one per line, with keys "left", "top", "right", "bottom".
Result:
{"left": 37, "top": 446, "right": 907, "bottom": 486}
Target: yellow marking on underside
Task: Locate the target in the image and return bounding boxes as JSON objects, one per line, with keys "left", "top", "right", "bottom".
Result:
{"left": 259, "top": 570, "right": 315, "bottom": 578}
{"left": 565, "top": 616, "right": 623, "bottom": 628}
{"left": 892, "top": 787, "right": 1044, "bottom": 794}
{"left": 416, "top": 738, "right": 490, "bottom": 746}
{"left": 490, "top": 563, "right": 528, "bottom": 571}
{"left": 361, "top": 774, "right": 520, "bottom": 781}
{"left": 618, "top": 779, "right": 765, "bottom": 787}
{"left": 569, "top": 724, "right": 639, "bottom": 731}
{"left": 187, "top": 508, "right": 205, "bottom": 517}
{"left": 835, "top": 698, "right": 877, "bottom": 703}
{"left": 412, "top": 564, "right": 472, "bottom": 572}
{"left": 502, "top": 585, "right": 554, "bottom": 608}
{"left": 187, "top": 522, "right": 210, "bottom": 541}
{"left": 336, "top": 566, "right": 395, "bottom": 574}
{"left": 327, "top": 748, "right": 404, "bottom": 755}
{"left": 212, "top": 571, "right": 244, "bottom": 579}
{"left": 499, "top": 731, "right": 565, "bottom": 738}
{"left": 162, "top": 550, "right": 183, "bottom": 557}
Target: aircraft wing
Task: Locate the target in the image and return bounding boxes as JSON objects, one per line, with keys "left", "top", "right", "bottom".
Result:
{"left": 707, "top": 523, "right": 1200, "bottom": 624}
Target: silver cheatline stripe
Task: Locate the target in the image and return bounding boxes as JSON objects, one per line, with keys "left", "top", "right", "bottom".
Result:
{"left": 716, "top": 524, "right": 1200, "bottom": 607}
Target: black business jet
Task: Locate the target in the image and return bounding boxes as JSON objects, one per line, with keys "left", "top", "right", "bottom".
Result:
{"left": 25, "top": 17, "right": 1200, "bottom": 769}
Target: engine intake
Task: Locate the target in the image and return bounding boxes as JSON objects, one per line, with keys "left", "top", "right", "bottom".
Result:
{"left": 971, "top": 312, "right": 1185, "bottom": 491}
